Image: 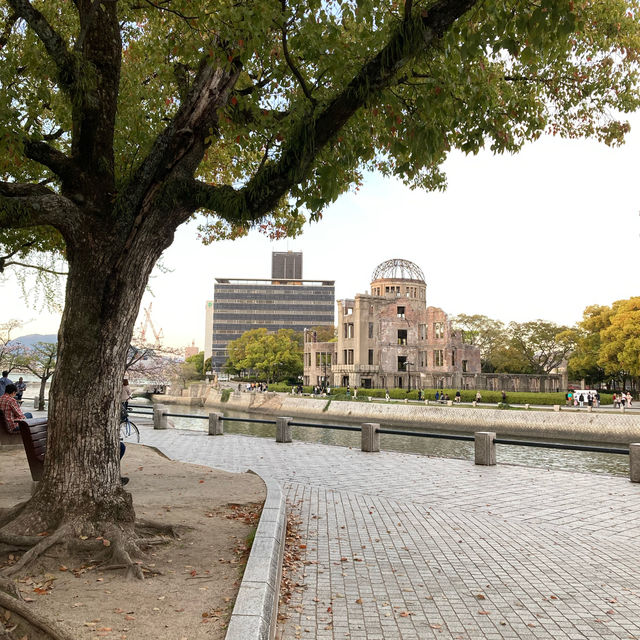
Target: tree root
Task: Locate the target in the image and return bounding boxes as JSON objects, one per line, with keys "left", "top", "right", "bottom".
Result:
{"left": 0, "top": 502, "right": 28, "bottom": 530}
{"left": 0, "top": 577, "right": 21, "bottom": 600}
{"left": 135, "top": 518, "right": 187, "bottom": 538}
{"left": 0, "top": 531, "right": 42, "bottom": 549}
{"left": 0, "top": 591, "right": 76, "bottom": 640}
{"left": 2, "top": 525, "right": 71, "bottom": 578}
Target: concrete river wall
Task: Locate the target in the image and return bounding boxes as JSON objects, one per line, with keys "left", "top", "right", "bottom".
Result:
{"left": 155, "top": 388, "right": 640, "bottom": 445}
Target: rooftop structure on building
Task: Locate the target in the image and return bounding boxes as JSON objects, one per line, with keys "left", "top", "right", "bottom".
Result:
{"left": 208, "top": 252, "right": 334, "bottom": 373}
{"left": 272, "top": 251, "right": 303, "bottom": 280}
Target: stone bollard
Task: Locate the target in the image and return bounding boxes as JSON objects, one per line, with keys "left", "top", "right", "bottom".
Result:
{"left": 33, "top": 397, "right": 39, "bottom": 409}
{"left": 474, "top": 432, "right": 496, "bottom": 466}
{"left": 621, "top": 406, "right": 626, "bottom": 413}
{"left": 425, "top": 399, "right": 429, "bottom": 405}
{"left": 361, "top": 423, "right": 380, "bottom": 452}
{"left": 153, "top": 404, "right": 168, "bottom": 430}
{"left": 587, "top": 405, "right": 593, "bottom": 413}
{"left": 447, "top": 400, "right": 453, "bottom": 406}
{"left": 472, "top": 401, "right": 477, "bottom": 408}
{"left": 553, "top": 405, "right": 560, "bottom": 412}
{"left": 276, "top": 417, "right": 292, "bottom": 443}
{"left": 630, "top": 444, "right": 640, "bottom": 483}
{"left": 525, "top": 404, "right": 530, "bottom": 410}
{"left": 208, "top": 412, "right": 224, "bottom": 436}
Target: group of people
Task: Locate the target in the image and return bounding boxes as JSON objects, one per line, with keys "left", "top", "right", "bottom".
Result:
{"left": 613, "top": 392, "right": 633, "bottom": 408}
{"left": 0, "top": 371, "right": 27, "bottom": 404}
{"left": 242, "top": 381, "right": 269, "bottom": 393}
{"left": 565, "top": 390, "right": 600, "bottom": 407}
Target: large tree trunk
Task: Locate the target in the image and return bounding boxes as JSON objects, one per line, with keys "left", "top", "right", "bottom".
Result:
{"left": 9, "top": 224, "right": 170, "bottom": 534}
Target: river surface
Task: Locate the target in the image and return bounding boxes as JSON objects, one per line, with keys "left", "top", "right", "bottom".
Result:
{"left": 132, "top": 402, "right": 631, "bottom": 479}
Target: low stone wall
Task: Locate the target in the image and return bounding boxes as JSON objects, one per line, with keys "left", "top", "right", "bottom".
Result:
{"left": 176, "top": 390, "right": 640, "bottom": 445}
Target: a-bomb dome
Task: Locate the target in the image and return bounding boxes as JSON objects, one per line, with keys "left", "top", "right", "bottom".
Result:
{"left": 371, "top": 258, "right": 425, "bottom": 283}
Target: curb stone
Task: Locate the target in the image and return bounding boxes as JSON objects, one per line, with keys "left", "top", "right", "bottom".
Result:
{"left": 225, "top": 472, "right": 286, "bottom": 640}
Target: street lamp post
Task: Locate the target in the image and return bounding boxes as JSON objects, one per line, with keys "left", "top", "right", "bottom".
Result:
{"left": 406, "top": 361, "right": 413, "bottom": 392}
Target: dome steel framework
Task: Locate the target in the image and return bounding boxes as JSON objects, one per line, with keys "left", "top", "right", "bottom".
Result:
{"left": 371, "top": 259, "right": 425, "bottom": 283}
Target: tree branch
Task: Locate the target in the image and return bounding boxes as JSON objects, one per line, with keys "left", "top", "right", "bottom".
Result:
{"left": 0, "top": 11, "right": 18, "bottom": 50}
{"left": 177, "top": 0, "right": 478, "bottom": 221}
{"left": 23, "top": 139, "right": 80, "bottom": 185}
{"left": 0, "top": 182, "right": 82, "bottom": 238}
{"left": 6, "top": 0, "right": 78, "bottom": 94}
{"left": 280, "top": 5, "right": 315, "bottom": 104}
{"left": 117, "top": 55, "right": 242, "bottom": 240}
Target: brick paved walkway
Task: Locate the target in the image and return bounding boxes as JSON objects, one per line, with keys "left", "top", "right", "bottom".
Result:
{"left": 136, "top": 427, "right": 640, "bottom": 639}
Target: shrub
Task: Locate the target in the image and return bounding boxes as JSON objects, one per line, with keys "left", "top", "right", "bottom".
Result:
{"left": 220, "top": 389, "right": 231, "bottom": 402}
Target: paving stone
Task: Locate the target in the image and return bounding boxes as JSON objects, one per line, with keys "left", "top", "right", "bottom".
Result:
{"left": 137, "top": 427, "right": 640, "bottom": 639}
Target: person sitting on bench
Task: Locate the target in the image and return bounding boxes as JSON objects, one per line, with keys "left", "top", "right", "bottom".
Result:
{"left": 0, "top": 383, "right": 33, "bottom": 433}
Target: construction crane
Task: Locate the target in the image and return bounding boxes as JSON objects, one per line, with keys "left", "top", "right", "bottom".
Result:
{"left": 139, "top": 303, "right": 164, "bottom": 346}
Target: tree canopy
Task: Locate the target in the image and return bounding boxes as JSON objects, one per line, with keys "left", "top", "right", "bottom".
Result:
{"left": 1, "top": 0, "right": 639, "bottom": 267}
{"left": 569, "top": 297, "right": 640, "bottom": 387}
{"left": 226, "top": 328, "right": 302, "bottom": 381}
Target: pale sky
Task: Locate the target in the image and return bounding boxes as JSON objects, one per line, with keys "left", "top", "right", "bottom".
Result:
{"left": 3, "top": 112, "right": 639, "bottom": 349}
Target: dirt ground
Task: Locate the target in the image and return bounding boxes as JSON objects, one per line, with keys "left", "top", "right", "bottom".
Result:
{"left": 0, "top": 444, "right": 266, "bottom": 640}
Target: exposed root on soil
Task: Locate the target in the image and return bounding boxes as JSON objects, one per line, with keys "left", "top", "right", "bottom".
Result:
{"left": 2, "top": 525, "right": 71, "bottom": 578}
{"left": 0, "top": 531, "right": 43, "bottom": 549}
{"left": 0, "top": 497, "right": 186, "bottom": 588}
{"left": 135, "top": 518, "right": 187, "bottom": 538}
{"left": 0, "top": 503, "right": 28, "bottom": 530}
{"left": 0, "top": 577, "right": 21, "bottom": 600}
{"left": 0, "top": 591, "right": 76, "bottom": 640}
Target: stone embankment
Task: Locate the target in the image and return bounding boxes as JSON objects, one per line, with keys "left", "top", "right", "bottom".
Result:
{"left": 155, "top": 385, "right": 640, "bottom": 445}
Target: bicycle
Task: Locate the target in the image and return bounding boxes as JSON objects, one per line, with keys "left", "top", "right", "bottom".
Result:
{"left": 119, "top": 409, "right": 140, "bottom": 443}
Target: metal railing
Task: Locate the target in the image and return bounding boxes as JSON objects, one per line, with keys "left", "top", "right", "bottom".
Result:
{"left": 130, "top": 404, "right": 639, "bottom": 481}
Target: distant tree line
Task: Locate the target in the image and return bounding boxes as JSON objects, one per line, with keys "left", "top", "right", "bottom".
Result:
{"left": 452, "top": 296, "right": 640, "bottom": 389}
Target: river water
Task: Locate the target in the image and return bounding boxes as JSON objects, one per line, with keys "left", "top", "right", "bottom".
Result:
{"left": 136, "top": 403, "right": 630, "bottom": 479}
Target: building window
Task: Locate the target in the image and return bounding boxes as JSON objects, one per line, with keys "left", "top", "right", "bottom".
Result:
{"left": 397, "top": 306, "right": 405, "bottom": 318}
{"left": 344, "top": 323, "right": 354, "bottom": 338}
{"left": 451, "top": 351, "right": 456, "bottom": 367}
{"left": 398, "top": 355, "right": 407, "bottom": 371}
{"left": 419, "top": 351, "right": 426, "bottom": 367}
{"left": 397, "top": 329, "right": 407, "bottom": 345}
{"left": 434, "top": 322, "right": 444, "bottom": 339}
{"left": 462, "top": 359, "right": 468, "bottom": 373}
{"left": 347, "top": 349, "right": 354, "bottom": 365}
{"left": 419, "top": 324, "right": 426, "bottom": 340}
{"left": 343, "top": 350, "right": 348, "bottom": 364}
{"left": 368, "top": 349, "right": 374, "bottom": 365}
{"left": 434, "top": 350, "right": 443, "bottom": 366}
{"left": 368, "top": 322, "right": 374, "bottom": 339}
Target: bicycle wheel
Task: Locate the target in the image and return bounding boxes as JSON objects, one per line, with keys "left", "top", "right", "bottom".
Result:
{"left": 119, "top": 419, "right": 140, "bottom": 443}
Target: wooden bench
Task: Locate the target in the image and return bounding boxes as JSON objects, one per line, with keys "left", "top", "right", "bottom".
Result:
{"left": 17, "top": 418, "right": 49, "bottom": 481}
{"left": 0, "top": 409, "right": 23, "bottom": 449}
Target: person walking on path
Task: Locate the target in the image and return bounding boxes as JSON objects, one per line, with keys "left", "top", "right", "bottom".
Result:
{"left": 455, "top": 390, "right": 461, "bottom": 403}
{"left": 501, "top": 390, "right": 507, "bottom": 403}
{"left": 0, "top": 371, "right": 12, "bottom": 397}
{"left": 15, "top": 377, "right": 26, "bottom": 405}
{"left": 475, "top": 391, "right": 482, "bottom": 403}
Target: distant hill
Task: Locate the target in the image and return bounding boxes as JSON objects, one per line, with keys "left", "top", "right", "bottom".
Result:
{"left": 11, "top": 334, "right": 58, "bottom": 347}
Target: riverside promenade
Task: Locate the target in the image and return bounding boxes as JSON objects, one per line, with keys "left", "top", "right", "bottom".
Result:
{"left": 136, "top": 425, "right": 640, "bottom": 639}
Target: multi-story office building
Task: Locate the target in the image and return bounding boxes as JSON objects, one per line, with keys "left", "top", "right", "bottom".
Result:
{"left": 209, "top": 253, "right": 335, "bottom": 373}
